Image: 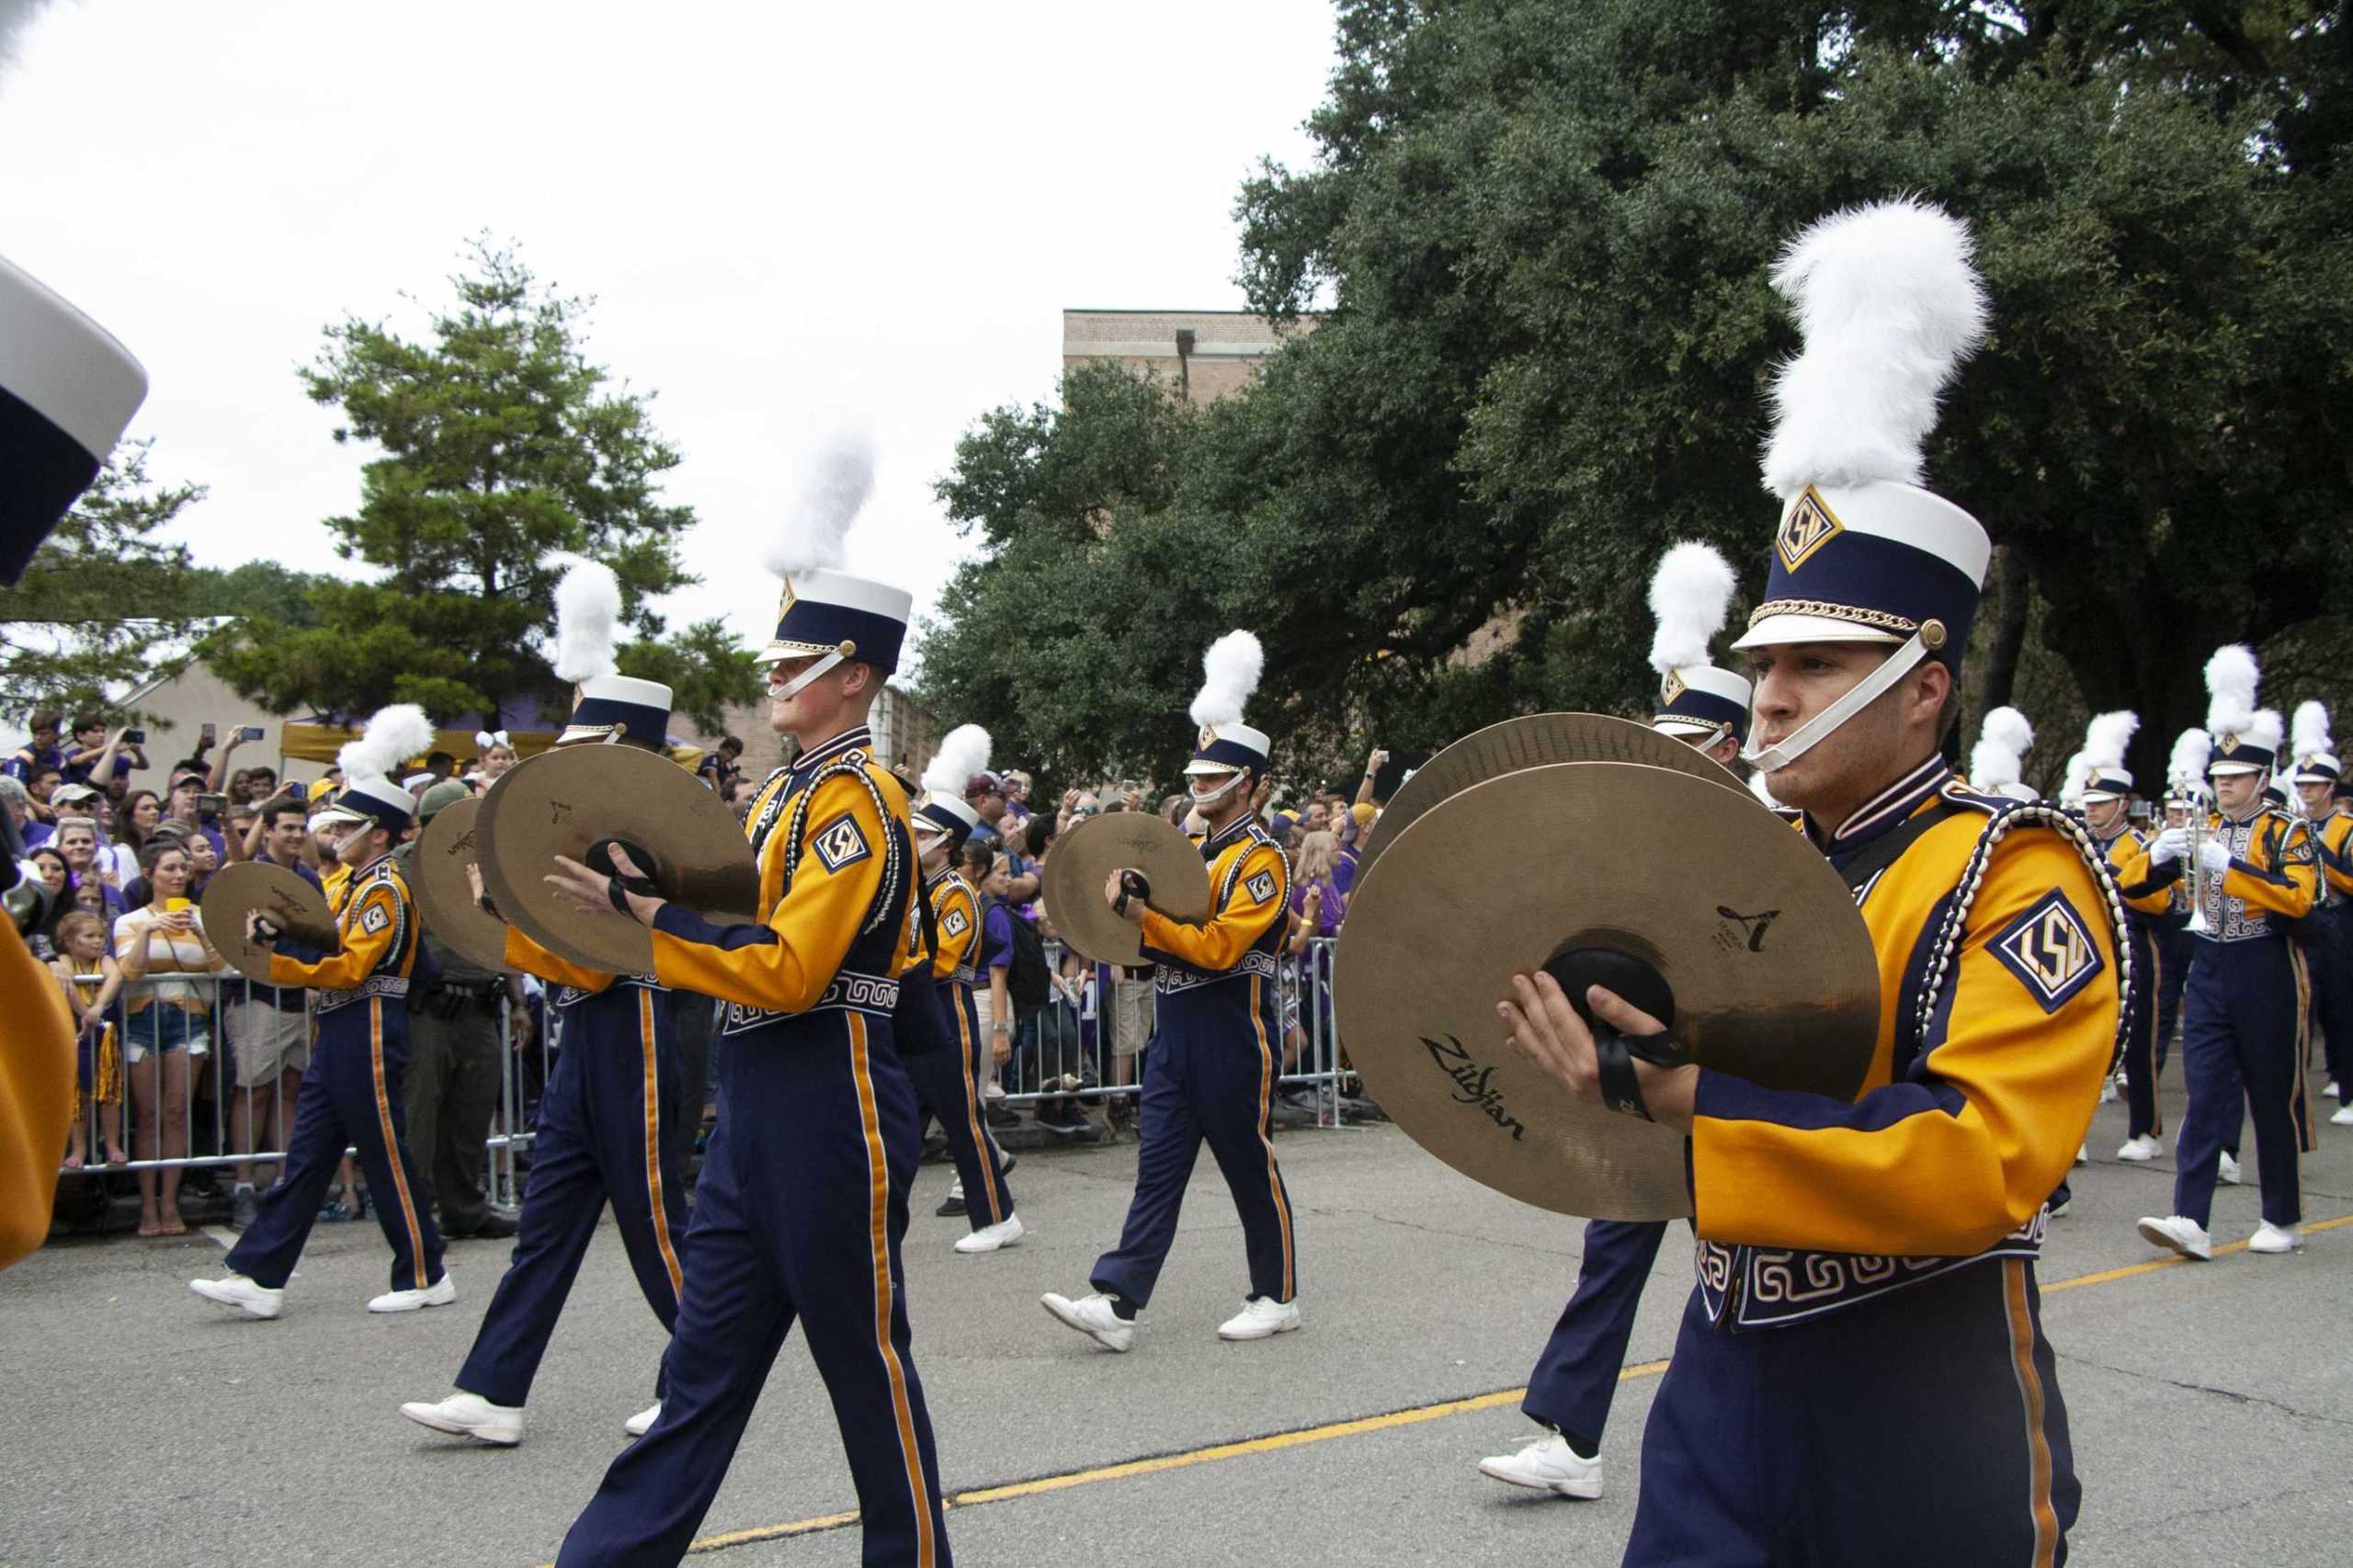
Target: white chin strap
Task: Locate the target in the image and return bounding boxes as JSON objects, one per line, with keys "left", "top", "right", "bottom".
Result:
{"left": 1189, "top": 770, "right": 1250, "bottom": 810}
{"left": 1742, "top": 634, "right": 1930, "bottom": 775}
{"left": 770, "top": 650, "right": 845, "bottom": 702}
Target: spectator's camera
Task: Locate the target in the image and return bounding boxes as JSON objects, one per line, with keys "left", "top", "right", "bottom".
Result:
{"left": 121, "top": 728, "right": 145, "bottom": 744}
{"left": 236, "top": 725, "right": 265, "bottom": 744}
{"left": 196, "top": 792, "right": 228, "bottom": 815}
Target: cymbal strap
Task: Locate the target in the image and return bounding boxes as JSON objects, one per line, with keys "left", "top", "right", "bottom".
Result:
{"left": 1594, "top": 1032, "right": 1653, "bottom": 1121}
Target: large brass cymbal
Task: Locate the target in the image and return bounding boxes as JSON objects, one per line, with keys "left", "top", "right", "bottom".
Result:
{"left": 1334, "top": 761, "right": 1879, "bottom": 1221}
{"left": 1043, "top": 812, "right": 1213, "bottom": 967}
{"left": 476, "top": 744, "right": 759, "bottom": 977}
{"left": 410, "top": 796, "right": 510, "bottom": 973}
{"left": 1359, "top": 712, "right": 1753, "bottom": 882}
{"left": 201, "top": 860, "right": 337, "bottom": 985}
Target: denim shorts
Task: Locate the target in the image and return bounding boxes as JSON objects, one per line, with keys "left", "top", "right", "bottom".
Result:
{"left": 122, "top": 1003, "right": 211, "bottom": 1064}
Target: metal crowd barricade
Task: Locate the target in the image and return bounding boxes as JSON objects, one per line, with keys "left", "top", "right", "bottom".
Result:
{"left": 984, "top": 937, "right": 1354, "bottom": 1131}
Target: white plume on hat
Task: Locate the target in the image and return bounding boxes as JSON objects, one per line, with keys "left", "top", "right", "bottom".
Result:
{"left": 921, "top": 724, "right": 992, "bottom": 798}
{"left": 1969, "top": 706, "right": 2033, "bottom": 793}
{"left": 767, "top": 428, "right": 877, "bottom": 579}
{"left": 2168, "top": 727, "right": 2212, "bottom": 791}
{"left": 2292, "top": 700, "right": 2333, "bottom": 764}
{"left": 551, "top": 556, "right": 622, "bottom": 683}
{"left": 1, "top": 0, "right": 50, "bottom": 69}
{"left": 338, "top": 704, "right": 435, "bottom": 784}
{"left": 2203, "top": 643, "right": 2260, "bottom": 737}
{"left": 2061, "top": 710, "right": 2138, "bottom": 806}
{"left": 2247, "top": 708, "right": 2284, "bottom": 760}
{"left": 1761, "top": 198, "right": 1991, "bottom": 501}
{"left": 1189, "top": 630, "right": 1264, "bottom": 730}
{"left": 1646, "top": 542, "right": 1737, "bottom": 676}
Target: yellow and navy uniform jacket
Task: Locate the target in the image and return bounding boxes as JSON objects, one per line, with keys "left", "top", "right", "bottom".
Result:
{"left": 926, "top": 869, "right": 982, "bottom": 990}
{"left": 646, "top": 725, "right": 917, "bottom": 1032}
{"left": 321, "top": 858, "right": 353, "bottom": 914}
{"left": 1138, "top": 815, "right": 1291, "bottom": 998}
{"left": 2309, "top": 808, "right": 2353, "bottom": 908}
{"left": 269, "top": 853, "right": 421, "bottom": 1015}
{"left": 1, "top": 921, "right": 74, "bottom": 1268}
{"left": 2097, "top": 824, "right": 2177, "bottom": 924}
{"left": 1692, "top": 758, "right": 2125, "bottom": 1329}
{"left": 2147, "top": 806, "right": 2320, "bottom": 942}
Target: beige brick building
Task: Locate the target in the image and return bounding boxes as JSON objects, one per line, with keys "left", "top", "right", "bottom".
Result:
{"left": 1062, "top": 309, "right": 1316, "bottom": 404}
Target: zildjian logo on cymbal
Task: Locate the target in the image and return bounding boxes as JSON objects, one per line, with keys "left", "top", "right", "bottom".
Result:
{"left": 1420, "top": 1035, "right": 1527, "bottom": 1141}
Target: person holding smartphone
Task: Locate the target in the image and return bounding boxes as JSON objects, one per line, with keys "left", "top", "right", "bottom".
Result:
{"left": 206, "top": 722, "right": 270, "bottom": 800}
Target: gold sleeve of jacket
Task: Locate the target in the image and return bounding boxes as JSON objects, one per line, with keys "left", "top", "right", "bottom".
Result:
{"left": 2106, "top": 834, "right": 2174, "bottom": 916}
{"left": 269, "top": 879, "right": 400, "bottom": 991}
{"left": 930, "top": 881, "right": 979, "bottom": 982}
{"left": 2321, "top": 817, "right": 2353, "bottom": 900}
{"left": 504, "top": 923, "right": 613, "bottom": 994}
{"left": 0, "top": 923, "right": 74, "bottom": 1270}
{"left": 1692, "top": 829, "right": 2117, "bottom": 1257}
{"left": 2221, "top": 815, "right": 2319, "bottom": 921}
{"left": 648, "top": 774, "right": 889, "bottom": 1013}
{"left": 1140, "top": 841, "right": 1288, "bottom": 971}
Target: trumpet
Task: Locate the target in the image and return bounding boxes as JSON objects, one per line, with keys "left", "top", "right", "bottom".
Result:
{"left": 2183, "top": 782, "right": 2212, "bottom": 934}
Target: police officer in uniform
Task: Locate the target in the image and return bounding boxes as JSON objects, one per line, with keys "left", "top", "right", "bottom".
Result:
{"left": 191, "top": 706, "right": 453, "bottom": 1318}
{"left": 1479, "top": 542, "right": 1750, "bottom": 1500}
{"left": 1502, "top": 201, "right": 2122, "bottom": 1565}
{"left": 1042, "top": 630, "right": 1302, "bottom": 1350}
{"left": 2071, "top": 717, "right": 2177, "bottom": 1161}
{"left": 549, "top": 546, "right": 950, "bottom": 1567}
{"left": 2139, "top": 665, "right": 2320, "bottom": 1259}
{"left": 2288, "top": 705, "right": 2353, "bottom": 1126}
{"left": 400, "top": 561, "right": 692, "bottom": 1446}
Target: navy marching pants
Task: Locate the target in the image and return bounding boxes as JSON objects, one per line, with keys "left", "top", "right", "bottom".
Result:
{"left": 1524, "top": 1219, "right": 1671, "bottom": 1444}
{"left": 226, "top": 997, "right": 443, "bottom": 1293}
{"left": 1624, "top": 1260, "right": 2077, "bottom": 1567}
{"left": 458, "top": 983, "right": 688, "bottom": 1408}
{"left": 2171, "top": 938, "right": 2310, "bottom": 1230}
{"left": 557, "top": 1009, "right": 949, "bottom": 1568}
{"left": 903, "top": 985, "right": 1013, "bottom": 1232}
{"left": 2154, "top": 923, "right": 2192, "bottom": 1073}
{"left": 1091, "top": 980, "right": 1297, "bottom": 1310}
{"left": 2120, "top": 921, "right": 2164, "bottom": 1141}
{"left": 2307, "top": 910, "right": 2353, "bottom": 1103}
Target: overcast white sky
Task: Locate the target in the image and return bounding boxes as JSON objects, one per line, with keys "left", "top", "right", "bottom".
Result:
{"left": 1, "top": 0, "right": 1336, "bottom": 704}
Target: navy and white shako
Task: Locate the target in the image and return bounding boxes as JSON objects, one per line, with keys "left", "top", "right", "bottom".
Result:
{"left": 2290, "top": 702, "right": 2338, "bottom": 787}
{"left": 2201, "top": 645, "right": 2278, "bottom": 778}
{"left": 331, "top": 705, "right": 438, "bottom": 833}
{"left": 1731, "top": 200, "right": 1994, "bottom": 775}
{"left": 0, "top": 254, "right": 149, "bottom": 584}
{"left": 912, "top": 724, "right": 991, "bottom": 848}
{"left": 755, "top": 431, "right": 913, "bottom": 697}
{"left": 1185, "top": 631, "right": 1271, "bottom": 789}
{"left": 1646, "top": 542, "right": 1750, "bottom": 746}
{"left": 546, "top": 557, "right": 675, "bottom": 748}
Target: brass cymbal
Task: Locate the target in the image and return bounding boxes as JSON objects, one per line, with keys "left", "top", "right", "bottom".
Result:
{"left": 200, "top": 860, "right": 338, "bottom": 985}
{"left": 1359, "top": 712, "right": 1751, "bottom": 882}
{"left": 476, "top": 744, "right": 759, "bottom": 977}
{"left": 410, "top": 796, "right": 510, "bottom": 973}
{"left": 1043, "top": 812, "right": 1214, "bottom": 967}
{"left": 1334, "top": 761, "right": 1879, "bottom": 1221}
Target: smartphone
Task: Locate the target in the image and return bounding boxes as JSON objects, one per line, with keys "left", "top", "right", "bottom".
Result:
{"left": 196, "top": 792, "right": 228, "bottom": 815}
{"left": 235, "top": 724, "right": 264, "bottom": 743}
{"left": 122, "top": 728, "right": 146, "bottom": 744}
{"left": 200, "top": 722, "right": 216, "bottom": 744}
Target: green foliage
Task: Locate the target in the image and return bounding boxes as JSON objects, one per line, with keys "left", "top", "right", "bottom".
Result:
{"left": 0, "top": 442, "right": 204, "bottom": 724}
{"left": 616, "top": 619, "right": 759, "bottom": 735}
{"left": 212, "top": 235, "right": 700, "bottom": 723}
{"left": 928, "top": 1, "right": 2353, "bottom": 789}
{"left": 188, "top": 562, "right": 338, "bottom": 628}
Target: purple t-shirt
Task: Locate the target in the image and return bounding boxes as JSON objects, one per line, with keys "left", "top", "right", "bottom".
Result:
{"left": 1290, "top": 875, "right": 1345, "bottom": 938}
{"left": 980, "top": 902, "right": 1015, "bottom": 973}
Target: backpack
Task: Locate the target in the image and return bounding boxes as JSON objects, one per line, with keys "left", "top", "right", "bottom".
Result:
{"left": 990, "top": 897, "right": 1053, "bottom": 1022}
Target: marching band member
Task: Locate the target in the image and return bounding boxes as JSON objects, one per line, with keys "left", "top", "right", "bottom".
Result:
{"left": 1479, "top": 541, "right": 1750, "bottom": 1500}
{"left": 2069, "top": 712, "right": 2175, "bottom": 1160}
{"left": 2288, "top": 704, "right": 2353, "bottom": 1126}
{"left": 190, "top": 707, "right": 453, "bottom": 1317}
{"left": 1043, "top": 631, "right": 1301, "bottom": 1350}
{"left": 2138, "top": 656, "right": 2319, "bottom": 1258}
{"left": 1501, "top": 201, "right": 2123, "bottom": 1565}
{"left": 548, "top": 437, "right": 950, "bottom": 1567}
{"left": 399, "top": 560, "right": 689, "bottom": 1446}
{"left": 902, "top": 724, "right": 1023, "bottom": 1254}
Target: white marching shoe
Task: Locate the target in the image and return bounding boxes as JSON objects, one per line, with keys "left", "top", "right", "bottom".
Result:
{"left": 954, "top": 1213, "right": 1026, "bottom": 1254}
{"left": 368, "top": 1273, "right": 457, "bottom": 1313}
{"left": 2115, "top": 1134, "right": 2161, "bottom": 1162}
{"left": 2099, "top": 1074, "right": 2120, "bottom": 1104}
{"left": 2247, "top": 1221, "right": 2302, "bottom": 1255}
{"left": 624, "top": 1401, "right": 661, "bottom": 1437}
{"left": 188, "top": 1273, "right": 284, "bottom": 1319}
{"left": 1478, "top": 1432, "right": 1605, "bottom": 1499}
{"left": 399, "top": 1392, "right": 524, "bottom": 1446}
{"left": 2217, "top": 1151, "right": 2243, "bottom": 1185}
{"left": 2332, "top": 1103, "right": 2353, "bottom": 1127}
{"left": 2136, "top": 1214, "right": 2213, "bottom": 1261}
{"left": 1217, "top": 1296, "right": 1302, "bottom": 1341}
{"left": 2074, "top": 1142, "right": 2088, "bottom": 1165}
{"left": 1041, "top": 1290, "right": 1136, "bottom": 1353}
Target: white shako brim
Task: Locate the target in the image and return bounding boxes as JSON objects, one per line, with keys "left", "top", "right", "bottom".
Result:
{"left": 1184, "top": 760, "right": 1245, "bottom": 777}
{"left": 1733, "top": 612, "right": 1905, "bottom": 651}
{"left": 1654, "top": 720, "right": 1724, "bottom": 742}
{"left": 2208, "top": 761, "right": 2268, "bottom": 777}
{"left": 2079, "top": 790, "right": 2126, "bottom": 803}
{"left": 1, "top": 254, "right": 148, "bottom": 460}
{"left": 1669, "top": 665, "right": 1755, "bottom": 705}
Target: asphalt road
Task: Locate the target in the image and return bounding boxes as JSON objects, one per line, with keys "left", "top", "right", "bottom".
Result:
{"left": 5, "top": 1073, "right": 2349, "bottom": 1567}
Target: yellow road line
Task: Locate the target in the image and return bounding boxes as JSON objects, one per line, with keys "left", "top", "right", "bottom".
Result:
{"left": 640, "top": 1215, "right": 2347, "bottom": 1559}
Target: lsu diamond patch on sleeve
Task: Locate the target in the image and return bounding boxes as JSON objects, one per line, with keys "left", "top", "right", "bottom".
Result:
{"left": 1245, "top": 870, "right": 1278, "bottom": 905}
{"left": 942, "top": 907, "right": 969, "bottom": 938}
{"left": 810, "top": 812, "right": 872, "bottom": 874}
{"left": 1989, "top": 890, "right": 2105, "bottom": 1015}
{"left": 360, "top": 903, "right": 390, "bottom": 936}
